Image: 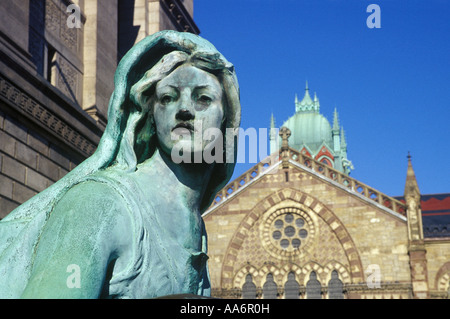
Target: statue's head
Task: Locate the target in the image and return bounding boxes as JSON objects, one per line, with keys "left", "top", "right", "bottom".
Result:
{"left": 97, "top": 31, "right": 241, "bottom": 211}
{"left": 151, "top": 63, "right": 224, "bottom": 161}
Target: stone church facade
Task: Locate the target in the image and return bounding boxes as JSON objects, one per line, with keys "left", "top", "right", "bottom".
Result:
{"left": 0, "top": 0, "right": 198, "bottom": 218}
{"left": 203, "top": 86, "right": 450, "bottom": 299}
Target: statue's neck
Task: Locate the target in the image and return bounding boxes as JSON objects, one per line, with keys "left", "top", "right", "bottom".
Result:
{"left": 133, "top": 148, "right": 214, "bottom": 250}
{"left": 137, "top": 148, "right": 214, "bottom": 213}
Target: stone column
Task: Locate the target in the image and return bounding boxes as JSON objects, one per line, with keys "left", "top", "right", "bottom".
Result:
{"left": 82, "top": 0, "right": 118, "bottom": 128}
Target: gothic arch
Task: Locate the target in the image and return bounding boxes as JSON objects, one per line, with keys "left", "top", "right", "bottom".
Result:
{"left": 301, "top": 261, "right": 326, "bottom": 285}
{"left": 234, "top": 265, "right": 259, "bottom": 288}
{"left": 234, "top": 263, "right": 306, "bottom": 290}
{"left": 280, "top": 263, "right": 303, "bottom": 283}
{"left": 324, "top": 260, "right": 352, "bottom": 284}
{"left": 435, "top": 262, "right": 450, "bottom": 291}
{"left": 220, "top": 188, "right": 364, "bottom": 288}
{"left": 259, "top": 264, "right": 281, "bottom": 287}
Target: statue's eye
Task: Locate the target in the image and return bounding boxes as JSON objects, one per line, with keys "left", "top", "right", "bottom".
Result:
{"left": 197, "top": 94, "right": 212, "bottom": 105}
{"left": 160, "top": 95, "right": 174, "bottom": 105}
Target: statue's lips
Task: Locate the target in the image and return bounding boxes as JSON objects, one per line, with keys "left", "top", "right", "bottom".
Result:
{"left": 172, "top": 122, "right": 194, "bottom": 134}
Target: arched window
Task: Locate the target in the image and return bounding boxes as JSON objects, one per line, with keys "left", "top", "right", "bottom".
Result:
{"left": 284, "top": 272, "right": 300, "bottom": 299}
{"left": 242, "top": 274, "right": 256, "bottom": 299}
{"left": 263, "top": 273, "right": 278, "bottom": 299}
{"left": 319, "top": 156, "right": 333, "bottom": 167}
{"left": 328, "top": 270, "right": 344, "bottom": 299}
{"left": 306, "top": 271, "right": 321, "bottom": 299}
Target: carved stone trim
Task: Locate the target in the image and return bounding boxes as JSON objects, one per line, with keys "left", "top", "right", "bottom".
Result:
{"left": 232, "top": 261, "right": 351, "bottom": 292}
{"left": 213, "top": 283, "right": 414, "bottom": 299}
{"left": 434, "top": 261, "right": 450, "bottom": 291}
{"left": 54, "top": 54, "right": 80, "bottom": 104}
{"left": 45, "top": 0, "right": 84, "bottom": 57}
{"left": 345, "top": 282, "right": 413, "bottom": 294}
{"left": 0, "top": 74, "right": 96, "bottom": 157}
{"left": 160, "top": 0, "right": 200, "bottom": 34}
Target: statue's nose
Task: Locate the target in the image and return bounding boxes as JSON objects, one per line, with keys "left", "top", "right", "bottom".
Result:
{"left": 176, "top": 108, "right": 195, "bottom": 121}
{"left": 176, "top": 92, "right": 195, "bottom": 121}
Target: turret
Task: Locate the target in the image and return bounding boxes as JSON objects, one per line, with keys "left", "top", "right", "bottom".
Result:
{"left": 295, "top": 81, "right": 318, "bottom": 113}
{"left": 404, "top": 153, "right": 423, "bottom": 242}
{"left": 313, "top": 92, "right": 320, "bottom": 113}
{"left": 404, "top": 153, "right": 429, "bottom": 299}
{"left": 332, "top": 108, "right": 340, "bottom": 152}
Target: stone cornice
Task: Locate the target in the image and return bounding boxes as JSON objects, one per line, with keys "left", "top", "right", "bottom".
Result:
{"left": 0, "top": 72, "right": 97, "bottom": 158}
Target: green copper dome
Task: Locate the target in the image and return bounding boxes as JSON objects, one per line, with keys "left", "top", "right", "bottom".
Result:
{"left": 281, "top": 82, "right": 332, "bottom": 153}
{"left": 270, "top": 82, "right": 354, "bottom": 175}
{"left": 282, "top": 112, "right": 333, "bottom": 153}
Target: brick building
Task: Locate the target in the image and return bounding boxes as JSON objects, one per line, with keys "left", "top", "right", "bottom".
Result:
{"left": 0, "top": 0, "right": 198, "bottom": 217}
{"left": 203, "top": 86, "right": 450, "bottom": 299}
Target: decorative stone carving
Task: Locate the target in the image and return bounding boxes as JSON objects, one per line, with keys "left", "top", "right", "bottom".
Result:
{"left": 55, "top": 55, "right": 79, "bottom": 102}
{"left": 0, "top": 74, "right": 95, "bottom": 157}
{"left": 45, "top": 0, "right": 60, "bottom": 36}
{"left": 59, "top": 1, "right": 78, "bottom": 52}
{"left": 45, "top": 0, "right": 81, "bottom": 54}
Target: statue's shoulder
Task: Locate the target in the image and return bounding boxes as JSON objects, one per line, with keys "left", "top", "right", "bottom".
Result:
{"left": 49, "top": 172, "right": 134, "bottom": 232}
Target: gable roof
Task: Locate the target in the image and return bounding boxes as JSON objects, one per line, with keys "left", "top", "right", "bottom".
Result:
{"left": 203, "top": 148, "right": 407, "bottom": 221}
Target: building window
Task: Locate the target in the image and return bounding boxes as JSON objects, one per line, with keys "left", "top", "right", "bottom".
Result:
{"left": 242, "top": 274, "right": 257, "bottom": 299}
{"left": 271, "top": 214, "right": 308, "bottom": 250}
{"left": 319, "top": 157, "right": 333, "bottom": 167}
{"left": 306, "top": 271, "right": 322, "bottom": 299}
{"left": 284, "top": 272, "right": 300, "bottom": 299}
{"left": 328, "top": 270, "right": 344, "bottom": 299}
{"left": 263, "top": 273, "right": 278, "bottom": 299}
{"left": 45, "top": 45, "right": 57, "bottom": 86}
{"left": 262, "top": 207, "right": 316, "bottom": 260}
{"left": 28, "top": 0, "right": 46, "bottom": 75}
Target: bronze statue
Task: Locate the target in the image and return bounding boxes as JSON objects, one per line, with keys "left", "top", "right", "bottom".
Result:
{"left": 0, "top": 30, "right": 240, "bottom": 298}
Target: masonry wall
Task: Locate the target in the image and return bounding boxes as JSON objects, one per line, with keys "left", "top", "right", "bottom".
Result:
{"left": 204, "top": 163, "right": 413, "bottom": 298}
{"left": 0, "top": 106, "right": 82, "bottom": 218}
{"left": 0, "top": 0, "right": 101, "bottom": 218}
{"left": 425, "top": 240, "right": 450, "bottom": 298}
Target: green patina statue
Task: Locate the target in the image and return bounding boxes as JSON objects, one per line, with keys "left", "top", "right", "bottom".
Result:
{"left": 0, "top": 31, "right": 240, "bottom": 298}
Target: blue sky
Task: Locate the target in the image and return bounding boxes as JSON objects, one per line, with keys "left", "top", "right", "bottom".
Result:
{"left": 194, "top": 0, "right": 450, "bottom": 197}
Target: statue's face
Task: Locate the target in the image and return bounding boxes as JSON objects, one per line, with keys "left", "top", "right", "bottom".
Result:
{"left": 153, "top": 64, "right": 224, "bottom": 162}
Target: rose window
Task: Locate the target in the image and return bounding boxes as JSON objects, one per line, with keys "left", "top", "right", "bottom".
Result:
{"left": 261, "top": 207, "right": 315, "bottom": 258}
{"left": 271, "top": 213, "right": 308, "bottom": 250}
